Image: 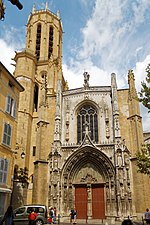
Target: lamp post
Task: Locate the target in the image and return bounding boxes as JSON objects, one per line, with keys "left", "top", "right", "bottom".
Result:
{"left": 0, "top": 0, "right": 23, "bottom": 21}
{"left": 9, "top": 0, "right": 23, "bottom": 10}
{"left": 21, "top": 151, "right": 25, "bottom": 159}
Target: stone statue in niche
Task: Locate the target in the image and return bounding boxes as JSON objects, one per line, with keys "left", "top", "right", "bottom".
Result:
{"left": 124, "top": 153, "right": 130, "bottom": 167}
{"left": 117, "top": 151, "right": 123, "bottom": 167}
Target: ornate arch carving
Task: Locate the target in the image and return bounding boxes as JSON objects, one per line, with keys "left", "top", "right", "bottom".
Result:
{"left": 62, "top": 145, "right": 115, "bottom": 185}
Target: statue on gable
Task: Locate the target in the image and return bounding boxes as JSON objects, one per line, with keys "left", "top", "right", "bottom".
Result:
{"left": 83, "top": 72, "right": 90, "bottom": 89}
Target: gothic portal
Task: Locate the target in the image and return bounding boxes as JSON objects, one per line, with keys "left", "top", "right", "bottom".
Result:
{"left": 12, "top": 4, "right": 150, "bottom": 222}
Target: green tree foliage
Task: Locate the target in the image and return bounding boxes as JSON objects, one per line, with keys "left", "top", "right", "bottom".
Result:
{"left": 136, "top": 144, "right": 150, "bottom": 176}
{"left": 136, "top": 64, "right": 150, "bottom": 175}
{"left": 139, "top": 64, "right": 150, "bottom": 112}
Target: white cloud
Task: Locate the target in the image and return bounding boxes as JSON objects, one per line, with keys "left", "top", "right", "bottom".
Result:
{"left": 140, "top": 105, "right": 150, "bottom": 132}
{"left": 133, "top": 55, "right": 150, "bottom": 131}
{"left": 0, "top": 25, "right": 25, "bottom": 73}
{"left": 133, "top": 54, "right": 150, "bottom": 91}
{"left": 0, "top": 39, "right": 15, "bottom": 73}
{"left": 76, "top": 0, "right": 150, "bottom": 76}
{"left": 63, "top": 62, "right": 110, "bottom": 89}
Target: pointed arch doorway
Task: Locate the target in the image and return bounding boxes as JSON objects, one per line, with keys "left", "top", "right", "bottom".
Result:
{"left": 61, "top": 145, "right": 115, "bottom": 220}
{"left": 75, "top": 183, "right": 105, "bottom": 219}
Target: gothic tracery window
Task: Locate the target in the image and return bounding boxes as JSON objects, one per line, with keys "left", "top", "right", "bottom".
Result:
{"left": 77, "top": 105, "right": 98, "bottom": 144}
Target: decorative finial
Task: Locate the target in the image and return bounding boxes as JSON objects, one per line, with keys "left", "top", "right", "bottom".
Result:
{"left": 32, "top": 4, "right": 36, "bottom": 13}
{"left": 45, "top": 1, "right": 48, "bottom": 10}
{"left": 83, "top": 72, "right": 90, "bottom": 89}
{"left": 128, "top": 69, "right": 134, "bottom": 79}
{"left": 57, "top": 10, "right": 60, "bottom": 18}
{"left": 128, "top": 69, "right": 137, "bottom": 100}
{"left": 65, "top": 80, "right": 69, "bottom": 90}
{"left": 111, "top": 72, "right": 117, "bottom": 87}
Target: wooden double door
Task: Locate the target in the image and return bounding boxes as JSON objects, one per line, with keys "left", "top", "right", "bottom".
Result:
{"left": 75, "top": 184, "right": 105, "bottom": 219}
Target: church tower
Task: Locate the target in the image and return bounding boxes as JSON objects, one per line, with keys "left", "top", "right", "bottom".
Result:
{"left": 13, "top": 3, "right": 66, "bottom": 205}
{"left": 12, "top": 3, "right": 149, "bottom": 222}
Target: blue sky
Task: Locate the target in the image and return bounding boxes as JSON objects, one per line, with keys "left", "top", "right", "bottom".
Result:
{"left": 0, "top": 0, "right": 150, "bottom": 131}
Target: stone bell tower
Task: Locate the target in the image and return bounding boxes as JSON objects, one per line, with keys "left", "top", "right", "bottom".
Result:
{"left": 13, "top": 3, "right": 67, "bottom": 205}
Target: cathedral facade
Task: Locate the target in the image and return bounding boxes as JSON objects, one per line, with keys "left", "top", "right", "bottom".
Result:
{"left": 12, "top": 4, "right": 150, "bottom": 222}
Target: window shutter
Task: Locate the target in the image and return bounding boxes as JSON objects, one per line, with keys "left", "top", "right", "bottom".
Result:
{"left": 3, "top": 123, "right": 12, "bottom": 146}
{"left": 13, "top": 101, "right": 16, "bottom": 118}
{"left": 0, "top": 158, "right": 8, "bottom": 184}
{"left": 6, "top": 95, "right": 11, "bottom": 113}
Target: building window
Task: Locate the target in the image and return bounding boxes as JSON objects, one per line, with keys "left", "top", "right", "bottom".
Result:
{"left": 2, "top": 123, "right": 12, "bottom": 146}
{"left": 6, "top": 95, "right": 16, "bottom": 118}
{"left": 33, "top": 146, "right": 36, "bottom": 156}
{"left": 48, "top": 26, "right": 53, "bottom": 59}
{"left": 0, "top": 158, "right": 8, "bottom": 184}
{"left": 77, "top": 105, "right": 98, "bottom": 144}
{"left": 35, "top": 23, "right": 41, "bottom": 60}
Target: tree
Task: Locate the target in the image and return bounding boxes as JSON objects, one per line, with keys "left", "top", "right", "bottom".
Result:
{"left": 136, "top": 144, "right": 150, "bottom": 176}
{"left": 136, "top": 64, "right": 150, "bottom": 175}
{"left": 139, "top": 64, "right": 150, "bottom": 112}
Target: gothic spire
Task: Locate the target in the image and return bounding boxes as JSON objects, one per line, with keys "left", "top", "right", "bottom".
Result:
{"left": 128, "top": 69, "right": 138, "bottom": 100}
{"left": 32, "top": 4, "right": 36, "bottom": 13}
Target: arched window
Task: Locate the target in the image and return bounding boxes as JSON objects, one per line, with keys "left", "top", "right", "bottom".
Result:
{"left": 35, "top": 23, "right": 41, "bottom": 60}
{"left": 77, "top": 105, "right": 98, "bottom": 144}
{"left": 48, "top": 26, "right": 53, "bottom": 59}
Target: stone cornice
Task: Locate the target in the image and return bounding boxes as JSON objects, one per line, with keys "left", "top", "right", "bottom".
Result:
{"left": 63, "top": 86, "right": 111, "bottom": 96}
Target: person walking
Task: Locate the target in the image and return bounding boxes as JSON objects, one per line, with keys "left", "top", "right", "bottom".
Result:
{"left": 0, "top": 205, "right": 14, "bottom": 225}
{"left": 53, "top": 207, "right": 57, "bottom": 224}
{"left": 70, "top": 208, "right": 74, "bottom": 224}
{"left": 28, "top": 208, "right": 38, "bottom": 225}
{"left": 73, "top": 208, "right": 77, "bottom": 224}
{"left": 145, "top": 208, "right": 150, "bottom": 224}
{"left": 49, "top": 207, "right": 54, "bottom": 223}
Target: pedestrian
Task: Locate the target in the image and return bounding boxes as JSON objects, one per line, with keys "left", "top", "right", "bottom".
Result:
{"left": 49, "top": 207, "right": 54, "bottom": 223}
{"left": 73, "top": 208, "right": 77, "bottom": 224}
{"left": 70, "top": 208, "right": 74, "bottom": 224}
{"left": 53, "top": 207, "right": 57, "bottom": 224}
{"left": 0, "top": 205, "right": 14, "bottom": 225}
{"left": 28, "top": 208, "right": 38, "bottom": 225}
{"left": 145, "top": 208, "right": 150, "bottom": 224}
{"left": 121, "top": 216, "right": 133, "bottom": 225}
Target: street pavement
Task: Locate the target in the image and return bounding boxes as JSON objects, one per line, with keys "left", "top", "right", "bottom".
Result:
{"left": 45, "top": 221, "right": 144, "bottom": 225}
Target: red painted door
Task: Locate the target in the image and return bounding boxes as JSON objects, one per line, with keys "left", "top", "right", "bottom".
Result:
{"left": 92, "top": 184, "right": 105, "bottom": 219}
{"left": 75, "top": 185, "right": 87, "bottom": 219}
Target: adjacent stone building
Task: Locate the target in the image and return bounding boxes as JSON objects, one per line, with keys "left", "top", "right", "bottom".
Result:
{"left": 0, "top": 62, "right": 24, "bottom": 214}
{"left": 12, "top": 4, "right": 150, "bottom": 222}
